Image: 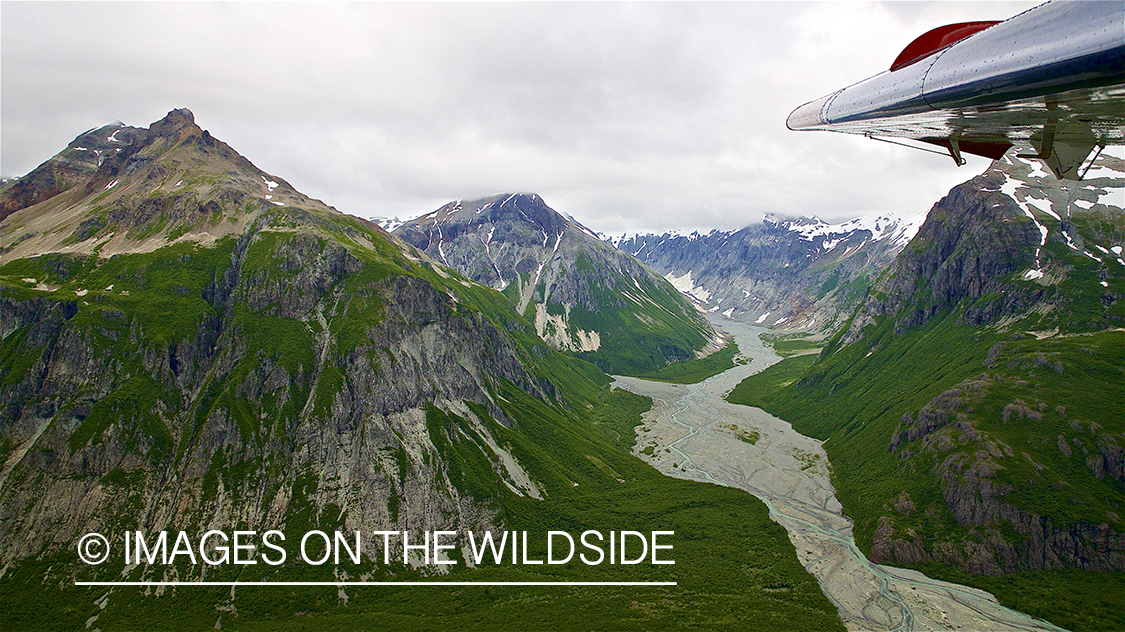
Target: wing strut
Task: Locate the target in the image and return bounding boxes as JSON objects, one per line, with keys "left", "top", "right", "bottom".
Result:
{"left": 863, "top": 134, "right": 964, "bottom": 163}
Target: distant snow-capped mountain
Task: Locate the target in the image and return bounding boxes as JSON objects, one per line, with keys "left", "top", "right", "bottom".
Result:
{"left": 371, "top": 216, "right": 408, "bottom": 232}
{"left": 609, "top": 210, "right": 925, "bottom": 333}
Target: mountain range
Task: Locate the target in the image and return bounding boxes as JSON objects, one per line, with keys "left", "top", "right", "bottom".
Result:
{"left": 609, "top": 211, "right": 923, "bottom": 335}
{"left": 3, "top": 105, "right": 1122, "bottom": 632}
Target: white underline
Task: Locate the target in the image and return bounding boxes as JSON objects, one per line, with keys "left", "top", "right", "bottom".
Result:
{"left": 75, "top": 581, "right": 676, "bottom": 587}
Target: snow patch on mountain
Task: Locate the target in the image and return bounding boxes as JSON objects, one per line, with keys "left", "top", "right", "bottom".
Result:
{"left": 996, "top": 151, "right": 1125, "bottom": 283}
{"left": 534, "top": 303, "right": 600, "bottom": 353}
{"left": 664, "top": 270, "right": 711, "bottom": 303}
{"left": 372, "top": 217, "right": 407, "bottom": 232}
{"left": 770, "top": 209, "right": 924, "bottom": 247}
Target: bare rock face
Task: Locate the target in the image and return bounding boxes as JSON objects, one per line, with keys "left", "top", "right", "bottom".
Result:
{"left": 870, "top": 516, "right": 928, "bottom": 565}
{"left": 839, "top": 172, "right": 1043, "bottom": 346}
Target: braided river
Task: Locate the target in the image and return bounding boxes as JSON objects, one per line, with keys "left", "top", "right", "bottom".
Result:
{"left": 613, "top": 316, "right": 1064, "bottom": 631}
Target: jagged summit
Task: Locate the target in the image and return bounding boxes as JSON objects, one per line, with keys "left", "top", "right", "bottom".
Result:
{"left": 165, "top": 107, "right": 194, "bottom": 124}
{"left": 145, "top": 107, "right": 204, "bottom": 143}
{"left": 0, "top": 109, "right": 341, "bottom": 262}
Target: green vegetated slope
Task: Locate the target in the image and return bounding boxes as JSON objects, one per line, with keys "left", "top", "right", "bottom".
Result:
{"left": 761, "top": 333, "right": 824, "bottom": 358}
{"left": 632, "top": 339, "right": 741, "bottom": 384}
{"left": 727, "top": 355, "right": 818, "bottom": 402}
{"left": 394, "top": 194, "right": 717, "bottom": 376}
{"left": 0, "top": 110, "right": 841, "bottom": 630}
{"left": 728, "top": 155, "right": 1125, "bottom": 632}
{"left": 565, "top": 252, "right": 717, "bottom": 376}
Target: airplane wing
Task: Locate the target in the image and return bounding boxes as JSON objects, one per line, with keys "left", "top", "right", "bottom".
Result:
{"left": 787, "top": 0, "right": 1125, "bottom": 180}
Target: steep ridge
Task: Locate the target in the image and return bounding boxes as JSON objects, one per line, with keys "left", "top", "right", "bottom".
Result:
{"left": 394, "top": 194, "right": 719, "bottom": 375}
{"left": 0, "top": 122, "right": 146, "bottom": 223}
{"left": 730, "top": 152, "right": 1124, "bottom": 631}
{"left": 610, "top": 212, "right": 920, "bottom": 334}
{"left": 0, "top": 111, "right": 841, "bottom": 629}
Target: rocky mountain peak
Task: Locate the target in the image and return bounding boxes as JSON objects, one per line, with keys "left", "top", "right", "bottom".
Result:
{"left": 0, "top": 109, "right": 332, "bottom": 262}
{"left": 394, "top": 193, "right": 718, "bottom": 374}
{"left": 132, "top": 108, "right": 219, "bottom": 157}
{"left": 168, "top": 107, "right": 194, "bottom": 123}
{"left": 146, "top": 107, "right": 200, "bottom": 140}
{"left": 428, "top": 193, "right": 569, "bottom": 234}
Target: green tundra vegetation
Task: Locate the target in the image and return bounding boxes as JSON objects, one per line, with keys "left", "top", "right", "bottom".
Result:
{"left": 758, "top": 333, "right": 823, "bottom": 358}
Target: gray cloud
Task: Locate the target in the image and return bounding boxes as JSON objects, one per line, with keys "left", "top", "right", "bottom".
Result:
{"left": 2, "top": 1, "right": 1041, "bottom": 234}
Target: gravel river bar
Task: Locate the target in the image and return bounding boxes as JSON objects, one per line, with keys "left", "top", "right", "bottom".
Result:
{"left": 613, "top": 315, "right": 1064, "bottom": 632}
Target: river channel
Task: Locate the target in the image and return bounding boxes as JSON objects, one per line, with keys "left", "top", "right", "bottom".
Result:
{"left": 613, "top": 316, "right": 1065, "bottom": 632}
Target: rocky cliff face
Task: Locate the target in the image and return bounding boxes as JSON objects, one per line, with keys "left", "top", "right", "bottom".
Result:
{"left": 879, "top": 371, "right": 1125, "bottom": 574}
{"left": 393, "top": 194, "right": 718, "bottom": 374}
{"left": 0, "top": 110, "right": 591, "bottom": 569}
{"left": 611, "top": 212, "right": 920, "bottom": 334}
{"left": 844, "top": 153, "right": 1124, "bottom": 345}
{"left": 838, "top": 175, "right": 1035, "bottom": 346}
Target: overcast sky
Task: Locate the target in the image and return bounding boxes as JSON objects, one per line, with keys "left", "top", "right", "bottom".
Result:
{"left": 2, "top": 1, "right": 1043, "bottom": 234}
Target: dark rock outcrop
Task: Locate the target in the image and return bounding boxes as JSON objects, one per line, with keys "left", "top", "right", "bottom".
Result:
{"left": 841, "top": 172, "right": 1043, "bottom": 344}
